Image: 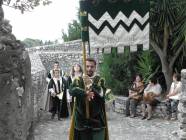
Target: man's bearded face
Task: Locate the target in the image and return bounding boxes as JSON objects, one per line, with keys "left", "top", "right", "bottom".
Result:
{"left": 86, "top": 61, "right": 96, "bottom": 77}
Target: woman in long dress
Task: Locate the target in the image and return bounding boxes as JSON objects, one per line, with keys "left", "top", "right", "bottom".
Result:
{"left": 67, "top": 64, "right": 83, "bottom": 115}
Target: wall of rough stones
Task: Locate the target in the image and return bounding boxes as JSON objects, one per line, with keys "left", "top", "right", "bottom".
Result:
{"left": 178, "top": 69, "right": 186, "bottom": 140}
{"left": 0, "top": 3, "right": 33, "bottom": 140}
{"left": 27, "top": 40, "right": 83, "bottom": 73}
{"left": 27, "top": 40, "right": 82, "bottom": 52}
{"left": 27, "top": 40, "right": 100, "bottom": 74}
{"left": 39, "top": 52, "right": 83, "bottom": 73}
{"left": 29, "top": 52, "right": 47, "bottom": 122}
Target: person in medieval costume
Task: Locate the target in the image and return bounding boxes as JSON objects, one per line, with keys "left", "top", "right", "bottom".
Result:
{"left": 46, "top": 61, "right": 64, "bottom": 83}
{"left": 69, "top": 58, "right": 109, "bottom": 140}
{"left": 48, "top": 69, "right": 69, "bottom": 120}
{"left": 67, "top": 64, "right": 83, "bottom": 115}
{"left": 43, "top": 61, "right": 64, "bottom": 111}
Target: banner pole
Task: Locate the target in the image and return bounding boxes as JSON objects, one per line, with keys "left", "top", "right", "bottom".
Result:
{"left": 82, "top": 41, "right": 90, "bottom": 119}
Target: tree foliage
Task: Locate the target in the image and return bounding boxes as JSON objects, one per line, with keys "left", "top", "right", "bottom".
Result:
{"left": 136, "top": 50, "right": 158, "bottom": 83}
{"left": 61, "top": 20, "right": 81, "bottom": 42}
{"left": 22, "top": 38, "right": 43, "bottom": 48}
{"left": 2, "top": 0, "right": 51, "bottom": 13}
{"left": 22, "top": 38, "right": 54, "bottom": 47}
{"left": 99, "top": 46, "right": 170, "bottom": 95}
{"left": 150, "top": 0, "right": 186, "bottom": 91}
{"left": 100, "top": 48, "right": 138, "bottom": 96}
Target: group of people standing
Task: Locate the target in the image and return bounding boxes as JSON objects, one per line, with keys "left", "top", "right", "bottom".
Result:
{"left": 125, "top": 73, "right": 182, "bottom": 120}
{"left": 44, "top": 61, "right": 83, "bottom": 120}
{"left": 44, "top": 59, "right": 109, "bottom": 140}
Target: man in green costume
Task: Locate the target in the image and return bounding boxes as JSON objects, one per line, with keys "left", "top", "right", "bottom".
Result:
{"left": 69, "top": 58, "right": 109, "bottom": 140}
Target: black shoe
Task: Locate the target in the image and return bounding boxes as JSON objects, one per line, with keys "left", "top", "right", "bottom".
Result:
{"left": 141, "top": 116, "right": 146, "bottom": 120}
{"left": 125, "top": 114, "right": 130, "bottom": 117}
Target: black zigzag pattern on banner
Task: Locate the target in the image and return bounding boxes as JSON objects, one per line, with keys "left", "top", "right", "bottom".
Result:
{"left": 89, "top": 19, "right": 149, "bottom": 35}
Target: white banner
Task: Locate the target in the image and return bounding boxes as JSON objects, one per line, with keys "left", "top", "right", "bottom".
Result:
{"left": 88, "top": 11, "right": 149, "bottom": 52}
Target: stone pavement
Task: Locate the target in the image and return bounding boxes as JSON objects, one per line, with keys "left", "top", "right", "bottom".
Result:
{"left": 34, "top": 111, "right": 179, "bottom": 140}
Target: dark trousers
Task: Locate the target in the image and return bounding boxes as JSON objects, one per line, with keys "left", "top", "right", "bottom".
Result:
{"left": 126, "top": 98, "right": 139, "bottom": 116}
{"left": 51, "top": 96, "right": 61, "bottom": 117}
{"left": 165, "top": 99, "right": 179, "bottom": 116}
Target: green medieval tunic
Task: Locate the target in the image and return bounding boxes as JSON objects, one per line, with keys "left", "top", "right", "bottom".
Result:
{"left": 69, "top": 75, "right": 109, "bottom": 140}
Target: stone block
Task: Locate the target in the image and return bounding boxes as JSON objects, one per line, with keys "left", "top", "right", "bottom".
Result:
{"left": 180, "top": 113, "right": 186, "bottom": 118}
{"left": 179, "top": 94, "right": 186, "bottom": 103}
{"left": 181, "top": 69, "right": 186, "bottom": 79}
{"left": 180, "top": 123, "right": 186, "bottom": 130}
{"left": 114, "top": 96, "right": 167, "bottom": 117}
{"left": 29, "top": 52, "right": 47, "bottom": 122}
{"left": 179, "top": 130, "right": 186, "bottom": 140}
{"left": 178, "top": 113, "right": 186, "bottom": 124}
{"left": 178, "top": 102, "right": 186, "bottom": 113}
{"left": 182, "top": 80, "right": 186, "bottom": 85}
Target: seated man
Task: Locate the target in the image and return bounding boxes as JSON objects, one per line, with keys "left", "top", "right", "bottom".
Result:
{"left": 141, "top": 77, "right": 162, "bottom": 120}
{"left": 125, "top": 74, "right": 144, "bottom": 118}
{"left": 165, "top": 73, "right": 182, "bottom": 120}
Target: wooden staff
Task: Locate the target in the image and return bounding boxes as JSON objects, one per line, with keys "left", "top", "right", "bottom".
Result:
{"left": 82, "top": 41, "right": 90, "bottom": 119}
{"left": 69, "top": 42, "right": 89, "bottom": 140}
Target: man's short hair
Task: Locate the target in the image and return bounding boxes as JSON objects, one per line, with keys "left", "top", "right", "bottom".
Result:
{"left": 54, "top": 61, "right": 59, "bottom": 64}
{"left": 86, "top": 58, "right": 96, "bottom": 65}
{"left": 173, "top": 73, "right": 181, "bottom": 81}
{"left": 150, "top": 77, "right": 157, "bottom": 84}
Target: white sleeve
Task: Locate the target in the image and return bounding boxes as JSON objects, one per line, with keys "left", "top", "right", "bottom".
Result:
{"left": 155, "top": 84, "right": 162, "bottom": 94}
{"left": 66, "top": 89, "right": 72, "bottom": 101}
{"left": 169, "top": 83, "right": 174, "bottom": 94}
{"left": 174, "top": 82, "right": 182, "bottom": 94}
{"left": 46, "top": 77, "right": 51, "bottom": 83}
{"left": 144, "top": 84, "right": 150, "bottom": 93}
{"left": 100, "top": 88, "right": 104, "bottom": 97}
{"left": 49, "top": 88, "right": 55, "bottom": 93}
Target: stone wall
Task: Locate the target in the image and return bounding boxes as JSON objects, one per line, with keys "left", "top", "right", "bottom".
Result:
{"left": 29, "top": 52, "right": 47, "bottom": 122}
{"left": 27, "top": 40, "right": 100, "bottom": 74}
{"left": 27, "top": 40, "right": 83, "bottom": 73}
{"left": 0, "top": 3, "right": 33, "bottom": 140}
{"left": 39, "top": 52, "right": 83, "bottom": 73}
{"left": 27, "top": 40, "right": 82, "bottom": 52}
{"left": 178, "top": 69, "right": 186, "bottom": 140}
